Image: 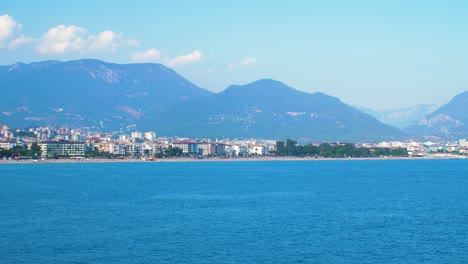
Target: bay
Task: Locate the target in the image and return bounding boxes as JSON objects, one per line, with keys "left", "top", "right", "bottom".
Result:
{"left": 0, "top": 160, "right": 467, "bottom": 263}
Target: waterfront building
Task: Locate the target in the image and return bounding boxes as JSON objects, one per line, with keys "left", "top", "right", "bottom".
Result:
{"left": 249, "top": 145, "right": 267, "bottom": 156}
{"left": 172, "top": 140, "right": 198, "bottom": 154}
{"left": 95, "top": 142, "right": 116, "bottom": 154}
{"left": 229, "top": 145, "right": 249, "bottom": 156}
{"left": 212, "top": 143, "right": 227, "bottom": 156}
{"left": 39, "top": 141, "right": 86, "bottom": 158}
{"left": 124, "top": 143, "right": 141, "bottom": 157}
{"left": 114, "top": 144, "right": 126, "bottom": 155}
{"left": 196, "top": 142, "right": 213, "bottom": 156}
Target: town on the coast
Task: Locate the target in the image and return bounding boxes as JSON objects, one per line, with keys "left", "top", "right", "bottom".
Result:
{"left": 1, "top": 124, "right": 467, "bottom": 161}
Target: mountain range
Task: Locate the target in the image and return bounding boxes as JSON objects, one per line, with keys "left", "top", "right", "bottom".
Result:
{"left": 150, "top": 79, "right": 405, "bottom": 142}
{"left": 404, "top": 91, "right": 468, "bottom": 140}
{"left": 0, "top": 59, "right": 466, "bottom": 142}
{"left": 358, "top": 104, "right": 439, "bottom": 129}
{"left": 0, "top": 59, "right": 211, "bottom": 130}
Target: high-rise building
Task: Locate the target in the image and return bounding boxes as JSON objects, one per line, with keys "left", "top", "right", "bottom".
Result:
{"left": 131, "top": 131, "right": 143, "bottom": 139}
{"left": 144, "top": 131, "right": 157, "bottom": 142}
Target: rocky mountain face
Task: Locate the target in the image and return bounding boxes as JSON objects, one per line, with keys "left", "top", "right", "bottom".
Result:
{"left": 0, "top": 60, "right": 406, "bottom": 142}
{"left": 358, "top": 104, "right": 438, "bottom": 129}
{"left": 404, "top": 91, "right": 468, "bottom": 140}
{"left": 0, "top": 59, "right": 212, "bottom": 129}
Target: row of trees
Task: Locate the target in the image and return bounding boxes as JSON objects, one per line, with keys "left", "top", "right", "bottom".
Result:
{"left": 0, "top": 143, "right": 42, "bottom": 158}
{"left": 275, "top": 139, "right": 408, "bottom": 158}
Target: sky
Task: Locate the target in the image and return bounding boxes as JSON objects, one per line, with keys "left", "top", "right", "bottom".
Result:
{"left": 1, "top": 0, "right": 468, "bottom": 109}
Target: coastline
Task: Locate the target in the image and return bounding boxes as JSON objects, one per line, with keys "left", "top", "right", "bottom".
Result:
{"left": 0, "top": 155, "right": 466, "bottom": 164}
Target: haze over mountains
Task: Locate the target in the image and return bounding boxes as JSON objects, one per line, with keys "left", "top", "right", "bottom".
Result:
{"left": 0, "top": 59, "right": 466, "bottom": 142}
{"left": 404, "top": 91, "right": 468, "bottom": 140}
{"left": 357, "top": 105, "right": 439, "bottom": 129}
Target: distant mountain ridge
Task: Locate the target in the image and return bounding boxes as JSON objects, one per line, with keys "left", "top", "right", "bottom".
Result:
{"left": 0, "top": 59, "right": 405, "bottom": 142}
{"left": 358, "top": 104, "right": 439, "bottom": 129}
{"left": 404, "top": 91, "right": 468, "bottom": 139}
{"left": 152, "top": 79, "right": 405, "bottom": 142}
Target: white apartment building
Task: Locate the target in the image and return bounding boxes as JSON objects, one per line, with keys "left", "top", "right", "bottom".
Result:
{"left": 131, "top": 131, "right": 143, "bottom": 139}
{"left": 249, "top": 145, "right": 267, "bottom": 156}
{"left": 144, "top": 131, "right": 157, "bottom": 142}
{"left": 229, "top": 145, "right": 249, "bottom": 156}
{"left": 0, "top": 141, "right": 17, "bottom": 149}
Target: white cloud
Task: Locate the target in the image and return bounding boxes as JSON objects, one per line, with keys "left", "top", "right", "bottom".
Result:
{"left": 88, "top": 30, "right": 118, "bottom": 51}
{"left": 0, "top": 14, "right": 20, "bottom": 47}
{"left": 8, "top": 35, "right": 34, "bottom": 49}
{"left": 130, "top": 48, "right": 161, "bottom": 62}
{"left": 37, "top": 25, "right": 87, "bottom": 54}
{"left": 1, "top": 14, "right": 139, "bottom": 54}
{"left": 0, "top": 14, "right": 32, "bottom": 49}
{"left": 37, "top": 25, "right": 125, "bottom": 55}
{"left": 165, "top": 50, "right": 202, "bottom": 67}
{"left": 239, "top": 56, "right": 257, "bottom": 66}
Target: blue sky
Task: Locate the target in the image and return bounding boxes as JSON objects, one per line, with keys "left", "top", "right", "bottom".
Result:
{"left": 1, "top": 1, "right": 467, "bottom": 109}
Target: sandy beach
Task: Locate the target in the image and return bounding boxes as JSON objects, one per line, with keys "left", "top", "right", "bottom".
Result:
{"left": 1, "top": 155, "right": 464, "bottom": 164}
{"left": 0, "top": 156, "right": 315, "bottom": 164}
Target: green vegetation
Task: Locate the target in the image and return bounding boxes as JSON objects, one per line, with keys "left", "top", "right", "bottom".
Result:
{"left": 0, "top": 143, "right": 42, "bottom": 158}
{"left": 275, "top": 139, "right": 408, "bottom": 158}
{"left": 13, "top": 131, "right": 36, "bottom": 138}
{"left": 163, "top": 146, "right": 183, "bottom": 157}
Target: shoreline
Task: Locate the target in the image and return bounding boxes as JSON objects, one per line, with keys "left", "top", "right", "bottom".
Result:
{"left": 0, "top": 155, "right": 466, "bottom": 164}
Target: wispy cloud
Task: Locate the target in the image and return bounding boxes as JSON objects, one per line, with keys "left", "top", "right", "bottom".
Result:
{"left": 7, "top": 35, "right": 33, "bottom": 49}
{"left": 125, "top": 39, "right": 140, "bottom": 47}
{"left": 0, "top": 14, "right": 32, "bottom": 49}
{"left": 239, "top": 56, "right": 257, "bottom": 66}
{"left": 165, "top": 50, "right": 202, "bottom": 67}
{"left": 227, "top": 56, "right": 258, "bottom": 70}
{"left": 130, "top": 48, "right": 161, "bottom": 62}
{"left": 129, "top": 49, "right": 203, "bottom": 67}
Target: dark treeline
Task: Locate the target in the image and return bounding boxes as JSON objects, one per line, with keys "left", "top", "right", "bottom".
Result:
{"left": 0, "top": 143, "right": 42, "bottom": 158}
{"left": 275, "top": 139, "right": 407, "bottom": 158}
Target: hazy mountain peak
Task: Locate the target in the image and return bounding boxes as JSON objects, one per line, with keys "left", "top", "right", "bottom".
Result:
{"left": 223, "top": 78, "right": 301, "bottom": 97}
{"left": 358, "top": 104, "right": 439, "bottom": 129}
{"left": 404, "top": 90, "right": 468, "bottom": 139}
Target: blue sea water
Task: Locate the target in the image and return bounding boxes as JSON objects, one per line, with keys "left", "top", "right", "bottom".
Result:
{"left": 0, "top": 160, "right": 467, "bottom": 263}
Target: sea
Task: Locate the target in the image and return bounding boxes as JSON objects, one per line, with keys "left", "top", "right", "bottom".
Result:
{"left": 0, "top": 159, "right": 467, "bottom": 263}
